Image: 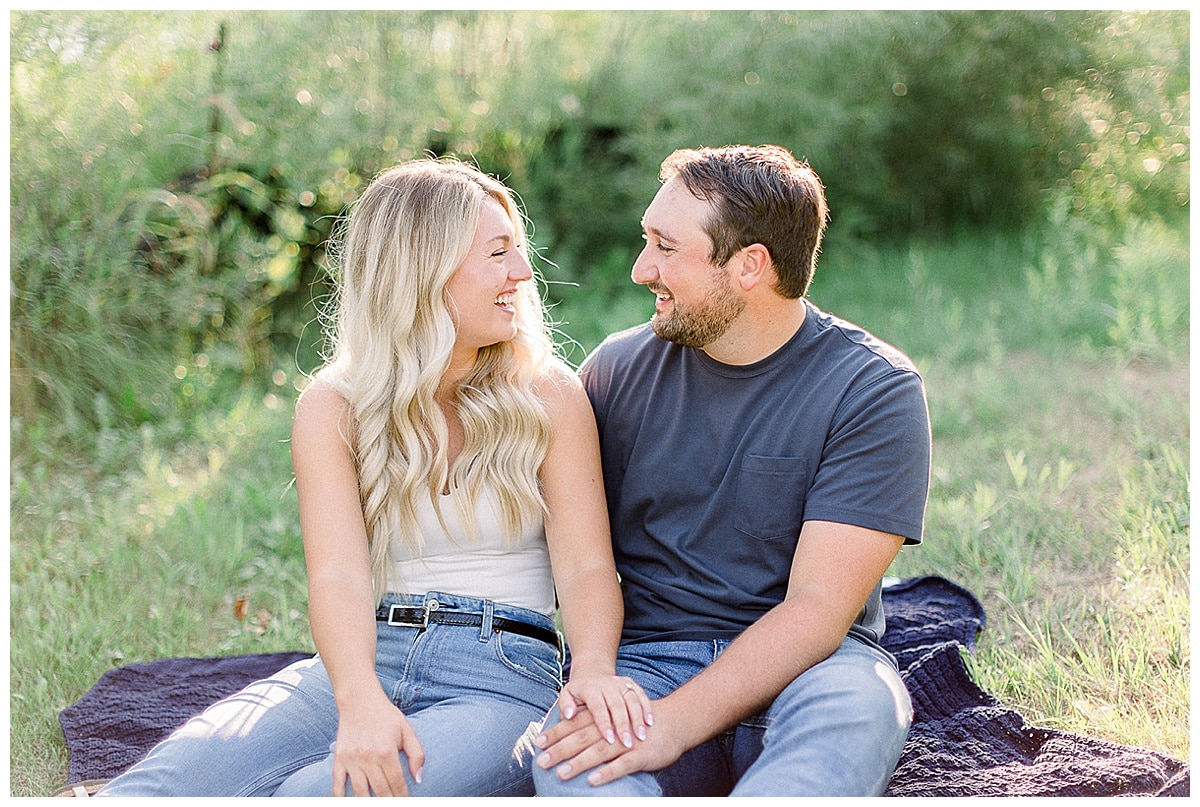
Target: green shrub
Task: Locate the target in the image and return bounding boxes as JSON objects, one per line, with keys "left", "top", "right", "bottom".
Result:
{"left": 10, "top": 9, "right": 1188, "bottom": 439}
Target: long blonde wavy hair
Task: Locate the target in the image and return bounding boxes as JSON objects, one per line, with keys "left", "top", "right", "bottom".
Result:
{"left": 319, "top": 158, "right": 555, "bottom": 602}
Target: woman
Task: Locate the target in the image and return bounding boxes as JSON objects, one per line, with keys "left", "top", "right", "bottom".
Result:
{"left": 98, "top": 158, "right": 650, "bottom": 797}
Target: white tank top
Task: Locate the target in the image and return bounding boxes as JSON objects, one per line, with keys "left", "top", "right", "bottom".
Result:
{"left": 387, "top": 487, "right": 556, "bottom": 617}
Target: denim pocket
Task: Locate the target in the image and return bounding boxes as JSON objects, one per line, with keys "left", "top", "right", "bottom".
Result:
{"left": 733, "top": 454, "right": 810, "bottom": 541}
{"left": 493, "top": 631, "right": 563, "bottom": 692}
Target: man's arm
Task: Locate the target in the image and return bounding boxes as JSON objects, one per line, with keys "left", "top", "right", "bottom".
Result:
{"left": 534, "top": 519, "right": 904, "bottom": 785}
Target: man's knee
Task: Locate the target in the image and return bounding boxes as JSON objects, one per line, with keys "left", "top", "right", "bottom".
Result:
{"left": 733, "top": 642, "right": 911, "bottom": 796}
{"left": 772, "top": 640, "right": 911, "bottom": 739}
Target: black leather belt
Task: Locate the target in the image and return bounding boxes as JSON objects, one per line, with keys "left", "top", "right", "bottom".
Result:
{"left": 376, "top": 603, "right": 561, "bottom": 655}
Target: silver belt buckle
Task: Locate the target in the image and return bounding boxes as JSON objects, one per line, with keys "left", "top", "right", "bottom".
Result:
{"left": 386, "top": 602, "right": 434, "bottom": 628}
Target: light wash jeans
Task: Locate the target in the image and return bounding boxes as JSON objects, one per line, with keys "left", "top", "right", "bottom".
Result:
{"left": 532, "top": 635, "right": 911, "bottom": 797}
{"left": 97, "top": 592, "right": 562, "bottom": 797}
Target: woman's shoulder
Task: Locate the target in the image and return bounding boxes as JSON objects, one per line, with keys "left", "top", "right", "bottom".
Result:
{"left": 297, "top": 370, "right": 351, "bottom": 409}
{"left": 293, "top": 372, "right": 354, "bottom": 446}
{"left": 533, "top": 357, "right": 590, "bottom": 420}
{"left": 534, "top": 356, "right": 583, "bottom": 394}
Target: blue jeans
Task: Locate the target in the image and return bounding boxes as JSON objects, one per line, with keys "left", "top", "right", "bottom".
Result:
{"left": 97, "top": 592, "right": 562, "bottom": 797}
{"left": 533, "top": 635, "right": 911, "bottom": 797}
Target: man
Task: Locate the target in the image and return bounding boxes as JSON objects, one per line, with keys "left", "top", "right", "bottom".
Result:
{"left": 531, "top": 145, "right": 931, "bottom": 796}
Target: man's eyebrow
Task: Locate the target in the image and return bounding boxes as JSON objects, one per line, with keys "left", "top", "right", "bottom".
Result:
{"left": 642, "top": 222, "right": 677, "bottom": 242}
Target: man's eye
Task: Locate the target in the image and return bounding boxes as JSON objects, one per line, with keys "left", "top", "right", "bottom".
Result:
{"left": 642, "top": 234, "right": 675, "bottom": 254}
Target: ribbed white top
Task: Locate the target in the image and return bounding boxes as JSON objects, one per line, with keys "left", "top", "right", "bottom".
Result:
{"left": 387, "top": 487, "right": 556, "bottom": 617}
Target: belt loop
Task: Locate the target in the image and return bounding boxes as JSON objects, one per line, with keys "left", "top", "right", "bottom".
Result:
{"left": 479, "top": 599, "right": 494, "bottom": 643}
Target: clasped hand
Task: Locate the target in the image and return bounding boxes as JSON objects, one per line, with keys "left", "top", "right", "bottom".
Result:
{"left": 556, "top": 672, "right": 653, "bottom": 748}
{"left": 332, "top": 675, "right": 665, "bottom": 794}
{"left": 535, "top": 676, "right": 686, "bottom": 787}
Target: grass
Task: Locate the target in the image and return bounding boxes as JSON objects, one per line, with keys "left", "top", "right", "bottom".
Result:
{"left": 9, "top": 216, "right": 1189, "bottom": 795}
{"left": 891, "top": 354, "right": 1189, "bottom": 754}
{"left": 10, "top": 392, "right": 312, "bottom": 796}
{"left": 828, "top": 218, "right": 1191, "bottom": 758}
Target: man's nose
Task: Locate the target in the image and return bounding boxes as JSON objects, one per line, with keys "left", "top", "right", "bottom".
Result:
{"left": 631, "top": 247, "right": 657, "bottom": 285}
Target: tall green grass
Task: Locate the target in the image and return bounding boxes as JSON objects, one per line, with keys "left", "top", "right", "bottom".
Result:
{"left": 10, "top": 393, "right": 312, "bottom": 795}
{"left": 9, "top": 216, "right": 1188, "bottom": 795}
{"left": 820, "top": 217, "right": 1190, "bottom": 757}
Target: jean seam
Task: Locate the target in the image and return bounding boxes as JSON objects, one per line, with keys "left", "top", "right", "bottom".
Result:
{"left": 235, "top": 671, "right": 341, "bottom": 796}
{"left": 478, "top": 770, "right": 534, "bottom": 797}
{"left": 393, "top": 625, "right": 435, "bottom": 709}
{"left": 237, "top": 751, "right": 334, "bottom": 797}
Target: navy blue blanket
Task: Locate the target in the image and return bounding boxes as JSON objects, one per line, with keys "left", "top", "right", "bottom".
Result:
{"left": 58, "top": 576, "right": 1188, "bottom": 795}
{"left": 878, "top": 577, "right": 1188, "bottom": 796}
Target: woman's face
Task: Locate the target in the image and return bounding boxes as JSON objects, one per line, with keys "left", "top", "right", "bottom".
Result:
{"left": 444, "top": 197, "right": 533, "bottom": 357}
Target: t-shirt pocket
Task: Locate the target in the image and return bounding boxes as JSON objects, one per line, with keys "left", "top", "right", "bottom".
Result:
{"left": 734, "top": 454, "right": 810, "bottom": 541}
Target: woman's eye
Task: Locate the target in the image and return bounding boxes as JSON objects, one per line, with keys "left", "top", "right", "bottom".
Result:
{"left": 491, "top": 249, "right": 509, "bottom": 258}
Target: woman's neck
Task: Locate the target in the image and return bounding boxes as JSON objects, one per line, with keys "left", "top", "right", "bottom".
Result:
{"left": 437, "top": 347, "right": 478, "bottom": 403}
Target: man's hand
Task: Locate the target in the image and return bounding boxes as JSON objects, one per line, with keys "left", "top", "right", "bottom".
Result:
{"left": 534, "top": 696, "right": 688, "bottom": 786}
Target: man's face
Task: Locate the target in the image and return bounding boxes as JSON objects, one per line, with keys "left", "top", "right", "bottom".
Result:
{"left": 631, "top": 178, "right": 745, "bottom": 349}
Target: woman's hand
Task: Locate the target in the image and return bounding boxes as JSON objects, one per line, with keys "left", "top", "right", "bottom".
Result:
{"left": 557, "top": 673, "right": 654, "bottom": 750}
{"left": 331, "top": 689, "right": 425, "bottom": 797}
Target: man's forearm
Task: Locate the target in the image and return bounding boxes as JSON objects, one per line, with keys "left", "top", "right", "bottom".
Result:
{"left": 532, "top": 593, "right": 855, "bottom": 785}
{"left": 651, "top": 594, "right": 850, "bottom": 751}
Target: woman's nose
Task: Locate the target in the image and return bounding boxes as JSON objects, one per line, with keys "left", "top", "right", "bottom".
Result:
{"left": 510, "top": 252, "right": 533, "bottom": 282}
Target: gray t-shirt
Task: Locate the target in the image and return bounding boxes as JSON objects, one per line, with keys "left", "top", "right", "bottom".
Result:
{"left": 580, "top": 300, "right": 931, "bottom": 649}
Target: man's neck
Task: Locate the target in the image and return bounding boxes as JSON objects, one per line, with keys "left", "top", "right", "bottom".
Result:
{"left": 701, "top": 297, "right": 808, "bottom": 366}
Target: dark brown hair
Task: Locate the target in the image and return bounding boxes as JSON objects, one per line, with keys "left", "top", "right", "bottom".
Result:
{"left": 660, "top": 145, "right": 828, "bottom": 299}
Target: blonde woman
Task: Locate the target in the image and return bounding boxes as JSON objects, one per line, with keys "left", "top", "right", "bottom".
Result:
{"left": 97, "top": 158, "right": 650, "bottom": 797}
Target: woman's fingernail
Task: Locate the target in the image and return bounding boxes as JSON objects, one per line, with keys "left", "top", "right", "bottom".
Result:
{"left": 414, "top": 767, "right": 424, "bottom": 784}
{"left": 605, "top": 729, "right": 616, "bottom": 744}
{"left": 557, "top": 763, "right": 572, "bottom": 779}
{"left": 622, "top": 731, "right": 633, "bottom": 748}
{"left": 646, "top": 712, "right": 655, "bottom": 726}
{"left": 537, "top": 752, "right": 551, "bottom": 768}
{"left": 636, "top": 726, "right": 647, "bottom": 741}
{"left": 588, "top": 771, "right": 602, "bottom": 786}
{"left": 534, "top": 734, "right": 546, "bottom": 748}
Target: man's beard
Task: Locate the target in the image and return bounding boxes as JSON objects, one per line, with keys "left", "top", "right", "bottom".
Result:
{"left": 650, "top": 275, "right": 745, "bottom": 348}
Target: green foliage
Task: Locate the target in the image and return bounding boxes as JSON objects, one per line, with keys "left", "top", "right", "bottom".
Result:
{"left": 1102, "top": 220, "right": 1190, "bottom": 362}
{"left": 1046, "top": 12, "right": 1191, "bottom": 226}
{"left": 9, "top": 10, "right": 1188, "bottom": 440}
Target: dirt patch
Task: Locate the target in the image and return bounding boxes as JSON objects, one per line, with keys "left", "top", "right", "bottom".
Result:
{"left": 1119, "top": 357, "right": 1190, "bottom": 405}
